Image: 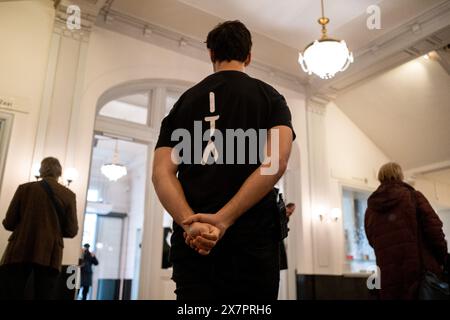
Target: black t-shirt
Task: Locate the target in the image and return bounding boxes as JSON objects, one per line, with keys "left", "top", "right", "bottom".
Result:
{"left": 155, "top": 70, "right": 295, "bottom": 261}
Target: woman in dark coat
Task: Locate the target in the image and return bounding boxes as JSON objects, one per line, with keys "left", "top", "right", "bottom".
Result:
{"left": 365, "top": 162, "right": 447, "bottom": 299}
{"left": 79, "top": 244, "right": 98, "bottom": 300}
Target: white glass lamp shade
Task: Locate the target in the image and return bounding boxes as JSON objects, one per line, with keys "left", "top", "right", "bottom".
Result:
{"left": 101, "top": 163, "right": 127, "bottom": 182}
{"left": 299, "top": 39, "right": 354, "bottom": 79}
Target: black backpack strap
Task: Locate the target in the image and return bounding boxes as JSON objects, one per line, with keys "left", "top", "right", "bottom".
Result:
{"left": 40, "top": 180, "right": 64, "bottom": 233}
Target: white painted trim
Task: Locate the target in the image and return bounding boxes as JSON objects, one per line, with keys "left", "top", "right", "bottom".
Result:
{"left": 32, "top": 31, "right": 62, "bottom": 168}
{"left": 96, "top": 79, "right": 193, "bottom": 114}
{"left": 95, "top": 116, "right": 159, "bottom": 144}
{"left": 0, "top": 112, "right": 14, "bottom": 189}
{"left": 406, "top": 160, "right": 450, "bottom": 177}
{"left": 65, "top": 37, "right": 90, "bottom": 167}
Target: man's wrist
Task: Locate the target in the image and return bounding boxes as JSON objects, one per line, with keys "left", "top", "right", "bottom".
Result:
{"left": 216, "top": 211, "right": 234, "bottom": 231}
{"left": 180, "top": 213, "right": 195, "bottom": 233}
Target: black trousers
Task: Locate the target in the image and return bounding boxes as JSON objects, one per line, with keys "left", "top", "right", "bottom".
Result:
{"left": 81, "top": 286, "right": 90, "bottom": 300}
{"left": 172, "top": 238, "right": 280, "bottom": 301}
{"left": 0, "top": 263, "right": 58, "bottom": 300}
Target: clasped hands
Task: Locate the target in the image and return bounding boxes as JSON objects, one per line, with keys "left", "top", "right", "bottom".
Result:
{"left": 182, "top": 213, "right": 228, "bottom": 256}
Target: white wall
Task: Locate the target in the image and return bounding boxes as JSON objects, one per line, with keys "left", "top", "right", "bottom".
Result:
{"left": 306, "top": 101, "right": 390, "bottom": 275}
{"left": 0, "top": 0, "right": 54, "bottom": 254}
{"left": 325, "top": 102, "right": 390, "bottom": 189}
{"left": 414, "top": 178, "right": 450, "bottom": 209}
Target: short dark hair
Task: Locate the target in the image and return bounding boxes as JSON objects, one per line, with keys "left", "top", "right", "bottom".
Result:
{"left": 40, "top": 157, "right": 62, "bottom": 178}
{"left": 286, "top": 203, "right": 295, "bottom": 208}
{"left": 206, "top": 20, "right": 252, "bottom": 63}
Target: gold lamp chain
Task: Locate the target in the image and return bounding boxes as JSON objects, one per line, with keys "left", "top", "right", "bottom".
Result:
{"left": 318, "top": 0, "right": 329, "bottom": 39}
{"left": 113, "top": 139, "right": 120, "bottom": 164}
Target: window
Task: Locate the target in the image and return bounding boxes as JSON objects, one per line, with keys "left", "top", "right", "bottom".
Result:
{"left": 87, "top": 189, "right": 100, "bottom": 202}
{"left": 165, "top": 90, "right": 182, "bottom": 116}
{"left": 82, "top": 213, "right": 98, "bottom": 250}
{"left": 99, "top": 93, "right": 149, "bottom": 125}
{"left": 342, "top": 188, "right": 376, "bottom": 272}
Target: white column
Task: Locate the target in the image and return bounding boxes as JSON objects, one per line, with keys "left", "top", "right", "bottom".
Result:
{"left": 305, "top": 97, "right": 334, "bottom": 274}
{"left": 0, "top": 0, "right": 55, "bottom": 258}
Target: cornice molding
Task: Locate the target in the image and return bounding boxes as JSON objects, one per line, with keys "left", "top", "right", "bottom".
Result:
{"left": 54, "top": 0, "right": 108, "bottom": 41}
{"left": 306, "top": 95, "right": 329, "bottom": 115}
{"left": 435, "top": 47, "right": 450, "bottom": 76}
{"left": 405, "top": 160, "right": 450, "bottom": 178}
{"left": 94, "top": 8, "right": 306, "bottom": 94}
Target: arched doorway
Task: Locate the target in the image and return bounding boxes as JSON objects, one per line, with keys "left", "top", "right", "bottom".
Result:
{"left": 80, "top": 79, "right": 192, "bottom": 300}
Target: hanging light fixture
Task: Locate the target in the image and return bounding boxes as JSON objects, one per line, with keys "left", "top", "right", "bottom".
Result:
{"left": 101, "top": 139, "right": 127, "bottom": 182}
{"left": 298, "top": 0, "right": 354, "bottom": 79}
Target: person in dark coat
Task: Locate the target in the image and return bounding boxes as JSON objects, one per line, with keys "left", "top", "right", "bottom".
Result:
{"left": 79, "top": 243, "right": 98, "bottom": 300}
{"left": 365, "top": 162, "right": 448, "bottom": 299}
{"left": 280, "top": 203, "right": 296, "bottom": 270}
{"left": 0, "top": 157, "right": 78, "bottom": 300}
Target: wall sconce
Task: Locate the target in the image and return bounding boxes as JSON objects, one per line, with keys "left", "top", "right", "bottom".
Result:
{"left": 31, "top": 163, "right": 41, "bottom": 180}
{"left": 330, "top": 208, "right": 341, "bottom": 222}
{"left": 64, "top": 167, "right": 78, "bottom": 187}
{"left": 318, "top": 208, "right": 341, "bottom": 223}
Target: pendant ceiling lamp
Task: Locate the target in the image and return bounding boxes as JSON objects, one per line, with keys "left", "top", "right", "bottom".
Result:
{"left": 101, "top": 139, "right": 127, "bottom": 182}
{"left": 298, "top": 0, "right": 354, "bottom": 79}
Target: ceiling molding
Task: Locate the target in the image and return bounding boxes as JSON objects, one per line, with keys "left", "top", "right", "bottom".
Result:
{"left": 435, "top": 46, "right": 450, "bottom": 76}
{"left": 309, "top": 0, "right": 450, "bottom": 99}
{"left": 94, "top": 8, "right": 306, "bottom": 94}
{"left": 54, "top": 0, "right": 108, "bottom": 41}
{"left": 405, "top": 160, "right": 450, "bottom": 177}
{"left": 306, "top": 95, "right": 329, "bottom": 115}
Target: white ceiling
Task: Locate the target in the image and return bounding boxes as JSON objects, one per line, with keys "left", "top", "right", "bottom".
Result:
{"left": 109, "top": 0, "right": 447, "bottom": 75}
{"left": 335, "top": 56, "right": 450, "bottom": 171}
{"left": 179, "top": 0, "right": 380, "bottom": 49}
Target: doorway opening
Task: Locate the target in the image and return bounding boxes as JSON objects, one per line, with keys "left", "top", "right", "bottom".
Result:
{"left": 80, "top": 135, "right": 148, "bottom": 300}
{"left": 342, "top": 187, "right": 376, "bottom": 273}
{"left": 81, "top": 80, "right": 190, "bottom": 299}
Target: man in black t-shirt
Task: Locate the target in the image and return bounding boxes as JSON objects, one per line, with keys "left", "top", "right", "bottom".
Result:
{"left": 152, "top": 20, "right": 295, "bottom": 300}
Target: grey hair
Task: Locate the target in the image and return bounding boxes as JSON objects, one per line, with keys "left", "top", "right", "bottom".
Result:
{"left": 39, "top": 157, "right": 62, "bottom": 178}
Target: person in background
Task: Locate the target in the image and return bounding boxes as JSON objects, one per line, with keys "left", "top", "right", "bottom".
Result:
{"left": 0, "top": 157, "right": 78, "bottom": 300}
{"left": 286, "top": 203, "right": 296, "bottom": 220}
{"left": 280, "top": 203, "right": 296, "bottom": 270}
{"left": 79, "top": 243, "right": 98, "bottom": 300}
{"left": 365, "top": 162, "right": 447, "bottom": 299}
